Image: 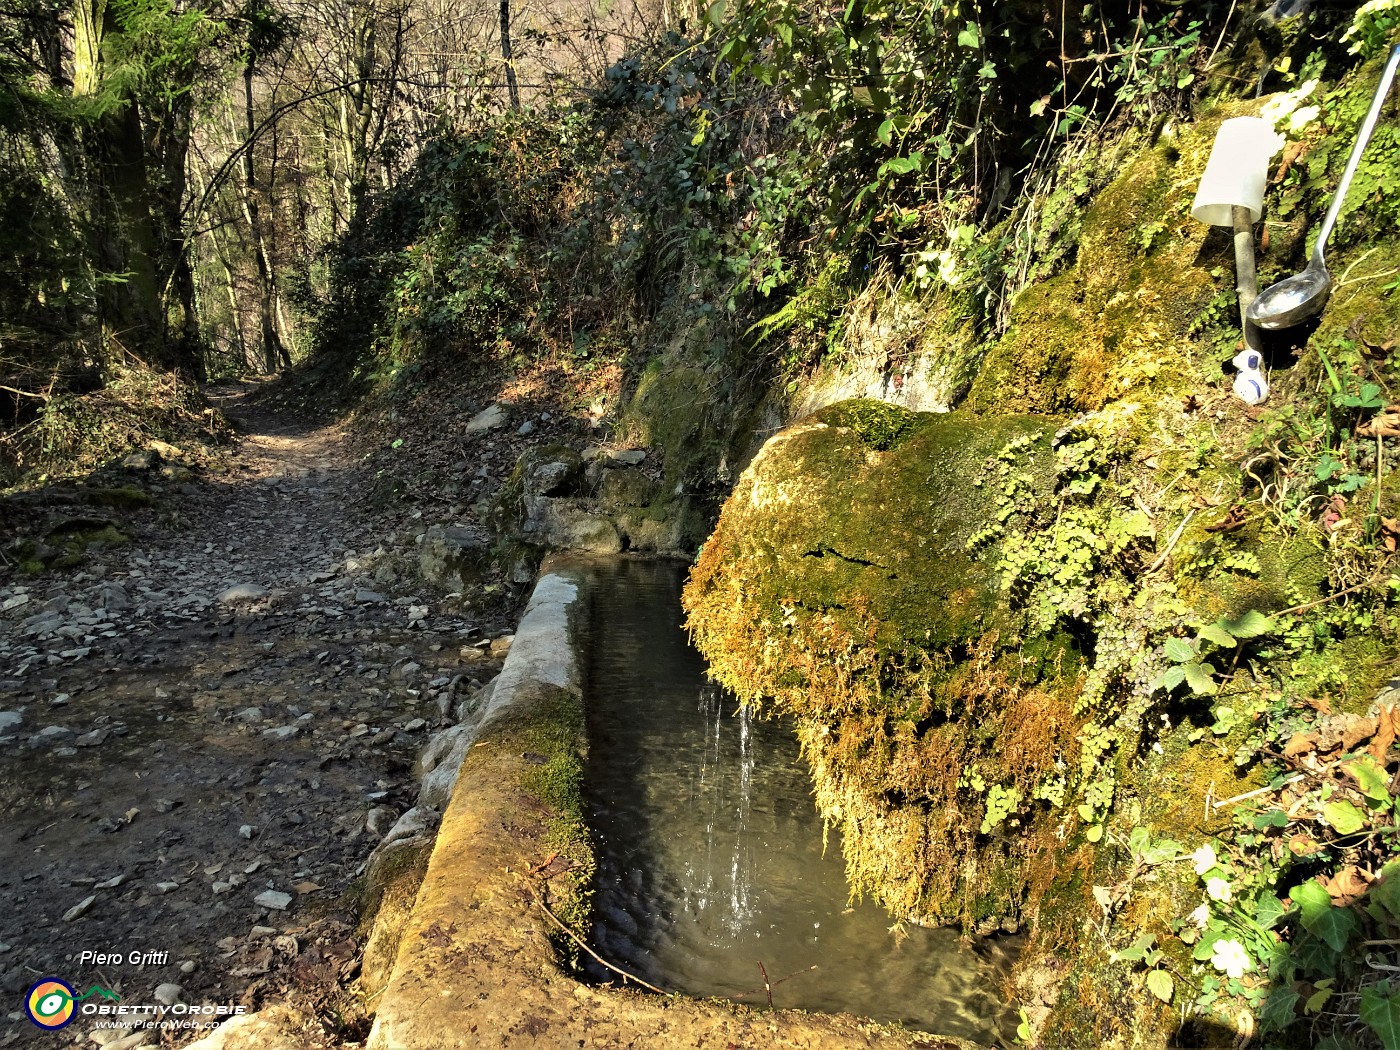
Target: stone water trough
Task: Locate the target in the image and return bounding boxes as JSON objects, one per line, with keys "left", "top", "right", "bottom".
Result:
{"left": 298, "top": 556, "right": 988, "bottom": 1049}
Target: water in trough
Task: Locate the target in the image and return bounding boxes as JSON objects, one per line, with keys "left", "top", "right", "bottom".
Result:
{"left": 581, "top": 558, "right": 1015, "bottom": 1044}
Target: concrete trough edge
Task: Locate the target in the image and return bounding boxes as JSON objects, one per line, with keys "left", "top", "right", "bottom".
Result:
{"left": 364, "top": 555, "right": 988, "bottom": 1050}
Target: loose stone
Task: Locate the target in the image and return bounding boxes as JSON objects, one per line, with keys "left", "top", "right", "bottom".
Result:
{"left": 254, "top": 890, "right": 292, "bottom": 911}
{"left": 63, "top": 895, "right": 97, "bottom": 922}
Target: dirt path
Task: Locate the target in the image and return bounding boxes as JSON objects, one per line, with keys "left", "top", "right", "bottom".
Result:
{"left": 0, "top": 383, "right": 506, "bottom": 1048}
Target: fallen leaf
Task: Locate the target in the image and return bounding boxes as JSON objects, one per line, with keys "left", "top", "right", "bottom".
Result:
{"left": 1092, "top": 885, "right": 1114, "bottom": 914}
{"left": 1322, "top": 864, "right": 1373, "bottom": 906}
{"left": 1303, "top": 694, "right": 1333, "bottom": 715}
{"left": 1379, "top": 518, "right": 1400, "bottom": 555}
{"left": 294, "top": 881, "right": 323, "bottom": 894}
{"left": 1313, "top": 713, "right": 1376, "bottom": 753}
{"left": 1360, "top": 337, "right": 1395, "bottom": 359}
{"left": 1372, "top": 704, "right": 1397, "bottom": 763}
{"left": 1357, "top": 406, "right": 1400, "bottom": 439}
{"left": 1289, "top": 833, "right": 1324, "bottom": 856}
{"left": 1342, "top": 717, "right": 1379, "bottom": 752}
{"left": 1205, "top": 506, "right": 1249, "bottom": 533}
{"left": 1284, "top": 731, "right": 1318, "bottom": 758}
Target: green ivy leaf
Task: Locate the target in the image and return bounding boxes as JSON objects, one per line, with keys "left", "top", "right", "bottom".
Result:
{"left": 1322, "top": 799, "right": 1366, "bottom": 835}
{"left": 1261, "top": 986, "right": 1301, "bottom": 1030}
{"left": 1361, "top": 983, "right": 1400, "bottom": 1050}
{"left": 1184, "top": 662, "right": 1217, "bottom": 696}
{"left": 957, "top": 22, "right": 980, "bottom": 48}
{"left": 1143, "top": 837, "right": 1182, "bottom": 864}
{"left": 1146, "top": 969, "right": 1174, "bottom": 1003}
{"left": 1197, "top": 624, "right": 1237, "bottom": 648}
{"left": 1255, "top": 894, "right": 1287, "bottom": 930}
{"left": 1128, "top": 826, "right": 1150, "bottom": 857}
{"left": 1164, "top": 637, "right": 1196, "bottom": 663}
{"left": 1219, "top": 610, "right": 1276, "bottom": 639}
{"left": 1293, "top": 879, "right": 1359, "bottom": 952}
{"left": 1348, "top": 756, "right": 1393, "bottom": 806}
{"left": 1370, "top": 861, "right": 1400, "bottom": 921}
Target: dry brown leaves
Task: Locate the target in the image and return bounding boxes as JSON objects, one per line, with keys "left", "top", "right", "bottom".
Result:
{"left": 1319, "top": 863, "right": 1374, "bottom": 906}
{"left": 1357, "top": 404, "right": 1400, "bottom": 439}
{"left": 1204, "top": 505, "right": 1249, "bottom": 533}
{"left": 1282, "top": 703, "right": 1399, "bottom": 764}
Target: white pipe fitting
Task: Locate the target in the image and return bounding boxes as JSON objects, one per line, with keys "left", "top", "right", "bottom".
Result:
{"left": 1192, "top": 117, "right": 1283, "bottom": 226}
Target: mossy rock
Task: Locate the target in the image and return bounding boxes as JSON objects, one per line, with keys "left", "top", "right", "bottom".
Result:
{"left": 1176, "top": 521, "right": 1327, "bottom": 620}
{"left": 684, "top": 399, "right": 1087, "bottom": 925}
{"left": 966, "top": 102, "right": 1276, "bottom": 416}
{"left": 617, "top": 358, "right": 710, "bottom": 473}
{"left": 357, "top": 841, "right": 433, "bottom": 999}
{"left": 81, "top": 486, "right": 154, "bottom": 510}
{"left": 595, "top": 466, "right": 657, "bottom": 507}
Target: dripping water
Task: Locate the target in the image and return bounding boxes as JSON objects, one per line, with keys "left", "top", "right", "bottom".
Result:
{"left": 581, "top": 557, "right": 1015, "bottom": 1044}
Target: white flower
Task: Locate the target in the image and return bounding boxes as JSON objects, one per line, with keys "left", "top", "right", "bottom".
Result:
{"left": 1192, "top": 844, "right": 1218, "bottom": 876}
{"left": 1206, "top": 877, "right": 1233, "bottom": 903}
{"left": 1188, "top": 904, "right": 1211, "bottom": 929}
{"left": 1210, "top": 938, "right": 1253, "bottom": 980}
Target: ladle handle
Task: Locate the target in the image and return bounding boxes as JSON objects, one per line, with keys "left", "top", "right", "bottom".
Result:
{"left": 1311, "top": 42, "right": 1400, "bottom": 265}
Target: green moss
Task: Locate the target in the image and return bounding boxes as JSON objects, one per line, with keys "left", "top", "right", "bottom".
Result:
{"left": 684, "top": 400, "right": 1085, "bottom": 925}
{"left": 1177, "top": 523, "right": 1327, "bottom": 620}
{"left": 596, "top": 467, "right": 657, "bottom": 506}
{"left": 816, "top": 399, "right": 920, "bottom": 451}
{"left": 965, "top": 107, "right": 1272, "bottom": 417}
{"left": 82, "top": 486, "right": 153, "bottom": 509}
{"left": 487, "top": 686, "right": 595, "bottom": 954}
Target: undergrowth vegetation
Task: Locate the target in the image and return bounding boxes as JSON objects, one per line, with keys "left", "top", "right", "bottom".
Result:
{"left": 283, "top": 3, "right": 1399, "bottom": 1049}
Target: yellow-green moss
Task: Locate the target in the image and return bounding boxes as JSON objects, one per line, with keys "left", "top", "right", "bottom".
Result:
{"left": 684, "top": 400, "right": 1090, "bottom": 925}
{"left": 488, "top": 686, "right": 595, "bottom": 952}
{"left": 965, "top": 103, "right": 1282, "bottom": 418}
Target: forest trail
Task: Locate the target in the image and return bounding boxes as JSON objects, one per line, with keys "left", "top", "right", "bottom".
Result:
{"left": 0, "top": 383, "right": 506, "bottom": 1048}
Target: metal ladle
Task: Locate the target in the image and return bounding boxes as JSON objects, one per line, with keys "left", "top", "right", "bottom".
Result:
{"left": 1247, "top": 43, "right": 1400, "bottom": 330}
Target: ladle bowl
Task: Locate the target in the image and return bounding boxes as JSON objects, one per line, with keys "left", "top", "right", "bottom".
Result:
{"left": 1248, "top": 42, "right": 1400, "bottom": 330}
{"left": 1247, "top": 256, "right": 1331, "bottom": 330}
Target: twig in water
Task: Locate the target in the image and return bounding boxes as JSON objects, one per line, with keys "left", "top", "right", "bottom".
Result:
{"left": 734, "top": 965, "right": 819, "bottom": 1000}
{"left": 758, "top": 961, "right": 772, "bottom": 1010}
{"left": 532, "top": 894, "right": 669, "bottom": 997}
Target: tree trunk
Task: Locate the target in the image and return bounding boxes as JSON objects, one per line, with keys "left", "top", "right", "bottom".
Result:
{"left": 240, "top": 63, "right": 285, "bottom": 373}
{"left": 339, "top": 5, "right": 377, "bottom": 223}
{"left": 499, "top": 0, "right": 519, "bottom": 110}
{"left": 72, "top": 0, "right": 187, "bottom": 374}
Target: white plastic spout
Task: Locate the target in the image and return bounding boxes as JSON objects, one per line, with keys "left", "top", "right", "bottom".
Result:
{"left": 1191, "top": 117, "right": 1283, "bottom": 226}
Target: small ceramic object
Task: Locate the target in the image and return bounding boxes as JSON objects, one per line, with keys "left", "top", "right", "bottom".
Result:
{"left": 1231, "top": 349, "right": 1269, "bottom": 406}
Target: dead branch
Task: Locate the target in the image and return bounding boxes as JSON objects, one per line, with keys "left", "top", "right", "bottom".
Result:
{"left": 532, "top": 893, "right": 669, "bottom": 997}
